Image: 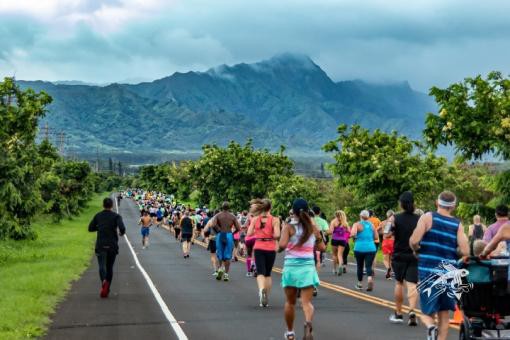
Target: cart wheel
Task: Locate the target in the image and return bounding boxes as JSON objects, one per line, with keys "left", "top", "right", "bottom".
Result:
{"left": 459, "top": 324, "right": 470, "bottom": 340}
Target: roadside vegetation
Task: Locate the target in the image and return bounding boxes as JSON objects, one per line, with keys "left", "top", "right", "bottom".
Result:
{"left": 0, "top": 193, "right": 104, "bottom": 339}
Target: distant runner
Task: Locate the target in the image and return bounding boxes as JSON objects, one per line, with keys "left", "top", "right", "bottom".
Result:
{"left": 351, "top": 210, "right": 378, "bottom": 291}
{"left": 88, "top": 197, "right": 126, "bottom": 298}
{"left": 203, "top": 211, "right": 219, "bottom": 276}
{"left": 247, "top": 198, "right": 280, "bottom": 307}
{"left": 180, "top": 211, "right": 194, "bottom": 258}
{"left": 139, "top": 210, "right": 152, "bottom": 249}
{"left": 210, "top": 202, "right": 241, "bottom": 282}
{"left": 329, "top": 210, "right": 350, "bottom": 275}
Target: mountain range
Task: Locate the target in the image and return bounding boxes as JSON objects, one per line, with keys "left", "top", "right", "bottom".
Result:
{"left": 19, "top": 53, "right": 436, "bottom": 155}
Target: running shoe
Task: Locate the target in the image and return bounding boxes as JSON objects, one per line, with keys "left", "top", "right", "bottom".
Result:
{"left": 261, "top": 288, "right": 268, "bottom": 307}
{"left": 216, "top": 269, "right": 224, "bottom": 281}
{"left": 303, "top": 322, "right": 313, "bottom": 340}
{"left": 212, "top": 271, "right": 218, "bottom": 277}
{"left": 426, "top": 326, "right": 438, "bottom": 340}
{"left": 389, "top": 312, "right": 404, "bottom": 324}
{"left": 223, "top": 273, "right": 229, "bottom": 282}
{"left": 337, "top": 269, "right": 342, "bottom": 276}
{"left": 246, "top": 272, "right": 252, "bottom": 278}
{"left": 385, "top": 268, "right": 391, "bottom": 280}
{"left": 284, "top": 331, "right": 295, "bottom": 340}
{"left": 366, "top": 281, "right": 374, "bottom": 292}
{"left": 408, "top": 311, "right": 418, "bottom": 326}
{"left": 343, "top": 266, "right": 347, "bottom": 274}
{"left": 355, "top": 282, "right": 363, "bottom": 290}
{"left": 312, "top": 287, "right": 318, "bottom": 297}
{"left": 100, "top": 280, "right": 110, "bottom": 298}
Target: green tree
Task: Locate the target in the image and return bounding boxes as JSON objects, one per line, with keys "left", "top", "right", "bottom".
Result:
{"left": 0, "top": 78, "right": 52, "bottom": 239}
{"left": 424, "top": 71, "right": 510, "bottom": 204}
{"left": 323, "top": 124, "right": 456, "bottom": 215}
{"left": 190, "top": 141, "right": 293, "bottom": 210}
{"left": 424, "top": 72, "right": 510, "bottom": 160}
{"left": 268, "top": 175, "right": 321, "bottom": 218}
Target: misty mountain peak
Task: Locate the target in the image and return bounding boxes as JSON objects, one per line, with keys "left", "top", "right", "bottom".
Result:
{"left": 264, "top": 52, "right": 317, "bottom": 68}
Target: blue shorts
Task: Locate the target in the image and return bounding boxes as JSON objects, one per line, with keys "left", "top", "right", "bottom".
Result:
{"left": 141, "top": 227, "right": 150, "bottom": 238}
{"left": 419, "top": 287, "right": 456, "bottom": 315}
{"left": 216, "top": 232, "right": 234, "bottom": 261}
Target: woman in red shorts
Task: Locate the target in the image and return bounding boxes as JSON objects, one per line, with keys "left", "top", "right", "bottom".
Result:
{"left": 381, "top": 210, "right": 395, "bottom": 280}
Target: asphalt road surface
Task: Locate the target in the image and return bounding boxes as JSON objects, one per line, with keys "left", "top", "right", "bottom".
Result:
{"left": 45, "top": 197, "right": 457, "bottom": 340}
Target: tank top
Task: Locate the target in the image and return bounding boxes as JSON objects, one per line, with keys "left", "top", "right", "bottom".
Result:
{"left": 285, "top": 221, "right": 316, "bottom": 260}
{"left": 332, "top": 224, "right": 350, "bottom": 241}
{"left": 181, "top": 217, "right": 193, "bottom": 234}
{"left": 254, "top": 215, "right": 276, "bottom": 252}
{"left": 418, "top": 212, "right": 459, "bottom": 280}
{"left": 472, "top": 224, "right": 484, "bottom": 240}
{"left": 353, "top": 220, "right": 376, "bottom": 253}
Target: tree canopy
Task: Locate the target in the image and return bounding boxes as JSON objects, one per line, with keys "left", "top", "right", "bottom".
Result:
{"left": 424, "top": 71, "right": 510, "bottom": 160}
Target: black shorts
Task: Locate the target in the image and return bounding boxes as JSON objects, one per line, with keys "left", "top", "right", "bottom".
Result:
{"left": 331, "top": 239, "right": 348, "bottom": 247}
{"left": 181, "top": 233, "right": 192, "bottom": 242}
{"left": 207, "top": 238, "right": 217, "bottom": 253}
{"left": 150, "top": 213, "right": 156, "bottom": 218}
{"left": 157, "top": 217, "right": 162, "bottom": 222}
{"left": 254, "top": 249, "right": 276, "bottom": 277}
{"left": 174, "top": 228, "right": 181, "bottom": 238}
{"left": 392, "top": 260, "right": 418, "bottom": 284}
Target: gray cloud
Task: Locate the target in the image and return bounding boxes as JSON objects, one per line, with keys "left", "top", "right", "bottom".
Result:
{"left": 1, "top": 0, "right": 510, "bottom": 91}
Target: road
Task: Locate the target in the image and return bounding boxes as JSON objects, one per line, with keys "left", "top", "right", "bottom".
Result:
{"left": 46, "top": 197, "right": 457, "bottom": 340}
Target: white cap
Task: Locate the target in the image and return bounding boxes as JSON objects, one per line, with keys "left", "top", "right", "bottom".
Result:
{"left": 360, "top": 210, "right": 370, "bottom": 218}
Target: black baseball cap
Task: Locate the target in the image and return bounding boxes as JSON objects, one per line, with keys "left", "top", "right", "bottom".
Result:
{"left": 292, "top": 198, "right": 309, "bottom": 215}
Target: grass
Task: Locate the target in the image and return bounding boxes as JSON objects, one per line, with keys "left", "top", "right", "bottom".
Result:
{"left": 0, "top": 193, "right": 106, "bottom": 339}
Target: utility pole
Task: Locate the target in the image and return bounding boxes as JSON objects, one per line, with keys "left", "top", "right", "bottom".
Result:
{"left": 95, "top": 147, "right": 99, "bottom": 172}
{"left": 118, "top": 161, "right": 122, "bottom": 176}
{"left": 43, "top": 123, "right": 49, "bottom": 141}
{"left": 58, "top": 132, "right": 66, "bottom": 156}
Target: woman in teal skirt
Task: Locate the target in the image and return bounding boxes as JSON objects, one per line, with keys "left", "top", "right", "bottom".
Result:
{"left": 279, "top": 198, "right": 326, "bottom": 340}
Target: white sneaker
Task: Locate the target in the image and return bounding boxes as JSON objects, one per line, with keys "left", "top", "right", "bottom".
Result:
{"left": 427, "top": 326, "right": 438, "bottom": 340}
{"left": 389, "top": 313, "right": 404, "bottom": 324}
{"left": 261, "top": 288, "right": 268, "bottom": 307}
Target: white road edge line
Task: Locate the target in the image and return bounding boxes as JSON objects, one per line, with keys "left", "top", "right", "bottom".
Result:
{"left": 114, "top": 194, "right": 189, "bottom": 340}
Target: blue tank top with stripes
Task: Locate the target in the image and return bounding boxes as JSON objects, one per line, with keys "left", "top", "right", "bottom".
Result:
{"left": 418, "top": 212, "right": 459, "bottom": 280}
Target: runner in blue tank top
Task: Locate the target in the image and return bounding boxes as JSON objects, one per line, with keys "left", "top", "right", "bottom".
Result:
{"left": 351, "top": 210, "right": 378, "bottom": 292}
{"left": 410, "top": 191, "right": 469, "bottom": 340}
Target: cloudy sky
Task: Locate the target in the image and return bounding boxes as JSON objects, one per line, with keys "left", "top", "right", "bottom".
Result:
{"left": 1, "top": 0, "right": 509, "bottom": 91}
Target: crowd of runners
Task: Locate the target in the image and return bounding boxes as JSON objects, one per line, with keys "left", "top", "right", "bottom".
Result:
{"left": 89, "top": 189, "right": 510, "bottom": 340}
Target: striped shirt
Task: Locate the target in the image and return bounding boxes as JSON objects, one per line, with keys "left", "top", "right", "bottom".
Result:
{"left": 285, "top": 221, "right": 316, "bottom": 260}
{"left": 418, "top": 212, "right": 459, "bottom": 280}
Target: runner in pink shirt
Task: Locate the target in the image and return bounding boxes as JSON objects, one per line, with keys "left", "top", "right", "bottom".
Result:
{"left": 247, "top": 198, "right": 281, "bottom": 307}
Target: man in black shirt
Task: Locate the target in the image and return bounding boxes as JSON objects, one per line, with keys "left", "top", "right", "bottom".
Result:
{"left": 389, "top": 191, "right": 419, "bottom": 326}
{"left": 88, "top": 197, "right": 126, "bottom": 298}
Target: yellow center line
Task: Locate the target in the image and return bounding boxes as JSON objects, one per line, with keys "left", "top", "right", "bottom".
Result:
{"left": 162, "top": 226, "right": 460, "bottom": 330}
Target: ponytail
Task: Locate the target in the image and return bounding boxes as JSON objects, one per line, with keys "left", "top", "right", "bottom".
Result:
{"left": 297, "top": 210, "right": 314, "bottom": 247}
